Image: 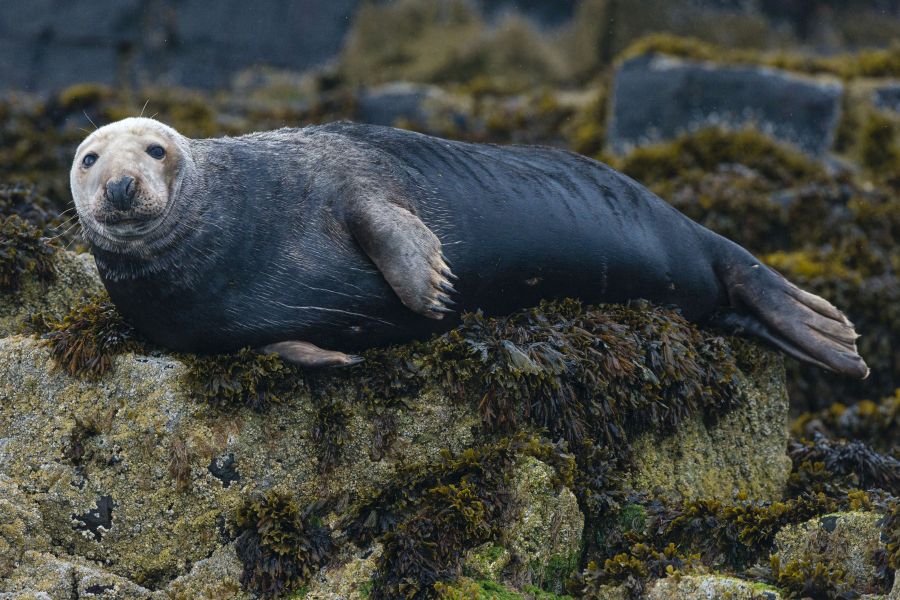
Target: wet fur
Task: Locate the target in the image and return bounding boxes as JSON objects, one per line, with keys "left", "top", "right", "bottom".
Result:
{"left": 75, "top": 120, "right": 869, "bottom": 378}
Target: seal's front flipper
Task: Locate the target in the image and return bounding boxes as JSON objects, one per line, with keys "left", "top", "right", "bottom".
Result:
{"left": 260, "top": 341, "right": 363, "bottom": 368}
{"left": 347, "top": 200, "right": 457, "bottom": 319}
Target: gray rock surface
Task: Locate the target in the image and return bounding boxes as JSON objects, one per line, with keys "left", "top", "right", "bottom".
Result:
{"left": 0, "top": 0, "right": 359, "bottom": 91}
{"left": 873, "top": 83, "right": 900, "bottom": 113}
{"left": 607, "top": 55, "right": 844, "bottom": 156}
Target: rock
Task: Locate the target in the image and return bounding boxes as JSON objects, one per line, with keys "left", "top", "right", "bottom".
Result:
{"left": 0, "top": 0, "right": 359, "bottom": 92}
{"left": 462, "top": 457, "right": 583, "bottom": 590}
{"left": 305, "top": 544, "right": 381, "bottom": 600}
{"left": 873, "top": 83, "right": 900, "bottom": 114}
{"left": 0, "top": 325, "right": 789, "bottom": 594}
{"left": 607, "top": 55, "right": 844, "bottom": 156}
{"left": 772, "top": 511, "right": 886, "bottom": 594}
{"left": 0, "top": 249, "right": 103, "bottom": 338}
{"left": 1, "top": 551, "right": 158, "bottom": 600}
{"left": 648, "top": 575, "right": 783, "bottom": 599}
{"left": 627, "top": 348, "right": 791, "bottom": 501}
{"left": 890, "top": 571, "right": 900, "bottom": 600}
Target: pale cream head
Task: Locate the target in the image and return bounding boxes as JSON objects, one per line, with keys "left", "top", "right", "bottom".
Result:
{"left": 70, "top": 117, "right": 187, "bottom": 244}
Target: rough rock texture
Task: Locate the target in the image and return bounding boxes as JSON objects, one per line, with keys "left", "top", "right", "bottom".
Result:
{"left": 627, "top": 349, "right": 791, "bottom": 501}
{"left": 773, "top": 511, "right": 886, "bottom": 594}
{"left": 461, "top": 457, "right": 584, "bottom": 590}
{"left": 0, "top": 324, "right": 791, "bottom": 595}
{"left": 0, "top": 249, "right": 103, "bottom": 338}
{"left": 608, "top": 55, "right": 844, "bottom": 156}
{"left": 890, "top": 572, "right": 900, "bottom": 600}
{"left": 647, "top": 575, "right": 782, "bottom": 600}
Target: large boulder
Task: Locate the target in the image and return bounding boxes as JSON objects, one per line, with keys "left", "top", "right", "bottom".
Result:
{"left": 607, "top": 55, "right": 844, "bottom": 156}
{"left": 0, "top": 326, "right": 791, "bottom": 596}
{"left": 773, "top": 511, "right": 887, "bottom": 595}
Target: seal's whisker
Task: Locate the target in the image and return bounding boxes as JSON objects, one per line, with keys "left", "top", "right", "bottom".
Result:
{"left": 83, "top": 110, "right": 98, "bottom": 131}
{"left": 139, "top": 98, "right": 150, "bottom": 118}
{"left": 45, "top": 220, "right": 82, "bottom": 242}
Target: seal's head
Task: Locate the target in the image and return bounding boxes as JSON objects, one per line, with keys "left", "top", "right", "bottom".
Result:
{"left": 71, "top": 117, "right": 191, "bottom": 252}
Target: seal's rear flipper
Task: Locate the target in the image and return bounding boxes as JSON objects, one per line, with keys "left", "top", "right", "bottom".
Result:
{"left": 717, "top": 260, "right": 869, "bottom": 379}
{"left": 260, "top": 341, "right": 363, "bottom": 368}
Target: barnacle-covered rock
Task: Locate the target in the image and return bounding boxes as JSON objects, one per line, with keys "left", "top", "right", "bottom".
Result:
{"left": 647, "top": 575, "right": 782, "bottom": 600}
{"left": 0, "top": 298, "right": 790, "bottom": 597}
{"left": 773, "top": 511, "right": 887, "bottom": 595}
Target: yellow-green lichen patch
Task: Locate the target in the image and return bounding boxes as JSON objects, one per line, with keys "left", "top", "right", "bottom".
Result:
{"left": 619, "top": 32, "right": 900, "bottom": 80}
{"left": 616, "top": 127, "right": 822, "bottom": 192}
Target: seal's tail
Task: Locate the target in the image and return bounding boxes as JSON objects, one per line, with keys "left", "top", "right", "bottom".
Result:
{"left": 715, "top": 256, "right": 869, "bottom": 379}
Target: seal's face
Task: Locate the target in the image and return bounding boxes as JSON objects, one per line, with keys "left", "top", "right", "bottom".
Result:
{"left": 71, "top": 117, "right": 185, "bottom": 249}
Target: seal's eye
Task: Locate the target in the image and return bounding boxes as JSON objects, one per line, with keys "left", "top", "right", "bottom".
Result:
{"left": 147, "top": 145, "right": 166, "bottom": 160}
{"left": 82, "top": 153, "right": 98, "bottom": 168}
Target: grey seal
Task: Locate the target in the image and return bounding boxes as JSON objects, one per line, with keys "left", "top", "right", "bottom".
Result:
{"left": 69, "top": 117, "right": 868, "bottom": 377}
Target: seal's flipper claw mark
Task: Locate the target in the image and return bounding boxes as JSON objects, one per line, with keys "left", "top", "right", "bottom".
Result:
{"left": 260, "top": 341, "right": 362, "bottom": 368}
{"left": 347, "top": 199, "right": 457, "bottom": 319}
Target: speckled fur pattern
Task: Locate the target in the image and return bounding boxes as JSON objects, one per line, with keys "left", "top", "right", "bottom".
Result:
{"left": 70, "top": 118, "right": 868, "bottom": 376}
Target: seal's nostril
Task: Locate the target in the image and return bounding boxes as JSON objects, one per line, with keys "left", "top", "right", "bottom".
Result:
{"left": 106, "top": 176, "right": 137, "bottom": 211}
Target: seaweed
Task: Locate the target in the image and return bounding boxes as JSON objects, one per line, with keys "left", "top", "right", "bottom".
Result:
{"left": 311, "top": 396, "right": 351, "bottom": 472}
{"left": 768, "top": 556, "right": 859, "bottom": 600}
{"left": 339, "top": 435, "right": 572, "bottom": 599}
{"left": 616, "top": 127, "right": 822, "bottom": 191}
{"left": 576, "top": 543, "right": 698, "bottom": 599}
{"left": 789, "top": 434, "right": 900, "bottom": 495}
{"left": 0, "top": 214, "right": 56, "bottom": 292}
{"left": 792, "top": 390, "right": 900, "bottom": 456}
{"left": 40, "top": 296, "right": 138, "bottom": 378}
{"left": 232, "top": 491, "right": 333, "bottom": 599}
{"left": 183, "top": 347, "right": 296, "bottom": 411}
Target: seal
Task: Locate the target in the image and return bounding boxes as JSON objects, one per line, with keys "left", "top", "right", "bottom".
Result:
{"left": 70, "top": 117, "right": 869, "bottom": 377}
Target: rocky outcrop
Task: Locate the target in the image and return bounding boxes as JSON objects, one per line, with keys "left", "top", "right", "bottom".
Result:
{"left": 773, "top": 512, "right": 887, "bottom": 595}
{"left": 607, "top": 55, "right": 844, "bottom": 156}
{"left": 0, "top": 262, "right": 793, "bottom": 597}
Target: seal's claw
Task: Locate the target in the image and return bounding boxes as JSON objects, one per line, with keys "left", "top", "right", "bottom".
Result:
{"left": 441, "top": 268, "right": 458, "bottom": 281}
{"left": 438, "top": 280, "right": 457, "bottom": 295}
{"left": 436, "top": 293, "right": 455, "bottom": 306}
{"left": 428, "top": 304, "right": 455, "bottom": 315}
